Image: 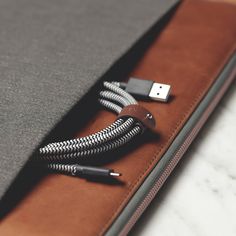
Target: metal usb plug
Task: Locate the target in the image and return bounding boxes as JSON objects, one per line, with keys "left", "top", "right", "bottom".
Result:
{"left": 119, "top": 77, "right": 171, "bottom": 102}
{"left": 148, "top": 82, "right": 171, "bottom": 102}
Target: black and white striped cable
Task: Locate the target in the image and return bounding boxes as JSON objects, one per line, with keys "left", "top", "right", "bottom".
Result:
{"left": 37, "top": 81, "right": 144, "bottom": 177}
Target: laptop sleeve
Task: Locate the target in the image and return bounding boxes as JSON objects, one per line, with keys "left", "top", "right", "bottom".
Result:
{"left": 0, "top": 0, "right": 236, "bottom": 235}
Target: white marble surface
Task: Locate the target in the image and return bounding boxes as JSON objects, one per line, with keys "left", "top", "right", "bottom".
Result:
{"left": 130, "top": 79, "right": 236, "bottom": 236}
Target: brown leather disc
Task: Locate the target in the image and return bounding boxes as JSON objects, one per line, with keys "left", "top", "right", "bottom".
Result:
{"left": 117, "top": 104, "right": 156, "bottom": 131}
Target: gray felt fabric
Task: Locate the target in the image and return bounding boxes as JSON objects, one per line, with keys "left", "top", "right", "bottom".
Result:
{"left": 0, "top": 0, "right": 178, "bottom": 199}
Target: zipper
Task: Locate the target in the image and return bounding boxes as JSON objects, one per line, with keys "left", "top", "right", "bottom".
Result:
{"left": 119, "top": 67, "right": 236, "bottom": 236}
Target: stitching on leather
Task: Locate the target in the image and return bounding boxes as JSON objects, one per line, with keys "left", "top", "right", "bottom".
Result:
{"left": 99, "top": 47, "right": 236, "bottom": 236}
{"left": 99, "top": 89, "right": 204, "bottom": 236}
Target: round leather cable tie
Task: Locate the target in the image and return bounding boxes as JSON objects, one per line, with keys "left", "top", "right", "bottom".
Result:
{"left": 117, "top": 104, "right": 156, "bottom": 131}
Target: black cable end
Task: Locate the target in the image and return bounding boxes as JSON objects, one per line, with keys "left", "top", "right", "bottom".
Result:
{"left": 123, "top": 77, "right": 171, "bottom": 102}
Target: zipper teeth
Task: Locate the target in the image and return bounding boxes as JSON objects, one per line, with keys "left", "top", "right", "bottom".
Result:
{"left": 119, "top": 69, "right": 236, "bottom": 236}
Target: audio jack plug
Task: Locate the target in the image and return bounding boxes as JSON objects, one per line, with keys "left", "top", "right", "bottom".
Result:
{"left": 47, "top": 163, "right": 121, "bottom": 178}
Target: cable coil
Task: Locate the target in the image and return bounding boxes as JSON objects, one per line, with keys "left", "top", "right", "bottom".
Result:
{"left": 37, "top": 81, "right": 148, "bottom": 177}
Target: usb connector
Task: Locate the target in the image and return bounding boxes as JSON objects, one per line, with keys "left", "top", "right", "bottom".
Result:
{"left": 119, "top": 78, "right": 171, "bottom": 102}
{"left": 47, "top": 163, "right": 122, "bottom": 178}
{"left": 148, "top": 82, "right": 171, "bottom": 102}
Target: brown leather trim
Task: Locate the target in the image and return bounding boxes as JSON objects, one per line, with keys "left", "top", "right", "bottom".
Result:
{"left": 117, "top": 104, "right": 156, "bottom": 131}
{"left": 101, "top": 1, "right": 236, "bottom": 233}
{"left": 0, "top": 1, "right": 236, "bottom": 236}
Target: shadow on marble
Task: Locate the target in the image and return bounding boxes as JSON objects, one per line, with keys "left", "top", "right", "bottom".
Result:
{"left": 129, "top": 79, "right": 236, "bottom": 235}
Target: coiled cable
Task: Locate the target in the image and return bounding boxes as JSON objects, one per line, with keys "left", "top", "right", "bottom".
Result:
{"left": 37, "top": 81, "right": 146, "bottom": 177}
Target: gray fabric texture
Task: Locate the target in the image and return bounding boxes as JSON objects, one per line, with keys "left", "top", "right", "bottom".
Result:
{"left": 0, "top": 0, "right": 178, "bottom": 199}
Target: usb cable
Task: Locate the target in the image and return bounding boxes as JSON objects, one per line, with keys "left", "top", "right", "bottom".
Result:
{"left": 37, "top": 78, "right": 171, "bottom": 178}
{"left": 116, "top": 78, "right": 171, "bottom": 102}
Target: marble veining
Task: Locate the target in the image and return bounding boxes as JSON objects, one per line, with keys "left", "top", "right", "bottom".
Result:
{"left": 130, "top": 79, "right": 236, "bottom": 236}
